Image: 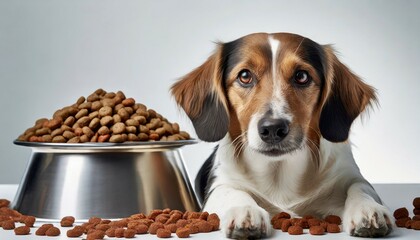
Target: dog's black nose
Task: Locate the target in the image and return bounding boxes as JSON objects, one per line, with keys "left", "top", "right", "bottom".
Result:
{"left": 258, "top": 118, "right": 290, "bottom": 143}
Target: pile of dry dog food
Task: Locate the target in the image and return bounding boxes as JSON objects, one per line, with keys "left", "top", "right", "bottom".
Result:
{"left": 0, "top": 198, "right": 220, "bottom": 238}
{"left": 270, "top": 212, "right": 341, "bottom": 235}
{"left": 17, "top": 89, "right": 190, "bottom": 143}
{"left": 394, "top": 197, "right": 420, "bottom": 230}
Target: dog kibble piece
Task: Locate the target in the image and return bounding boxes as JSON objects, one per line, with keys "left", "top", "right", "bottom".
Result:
{"left": 87, "top": 229, "right": 105, "bottom": 240}
{"left": 35, "top": 224, "right": 53, "bottom": 235}
{"left": 124, "top": 228, "right": 136, "bottom": 238}
{"left": 164, "top": 223, "right": 178, "bottom": 233}
{"left": 2, "top": 220, "right": 15, "bottom": 230}
{"left": 327, "top": 223, "right": 341, "bottom": 233}
{"left": 60, "top": 216, "right": 75, "bottom": 227}
{"left": 0, "top": 200, "right": 12, "bottom": 208}
{"left": 157, "top": 228, "right": 171, "bottom": 238}
{"left": 14, "top": 226, "right": 30, "bottom": 235}
{"left": 324, "top": 215, "right": 342, "bottom": 225}
{"left": 288, "top": 225, "right": 303, "bottom": 235}
{"left": 308, "top": 218, "right": 321, "bottom": 227}
{"left": 310, "top": 225, "right": 325, "bottom": 235}
{"left": 415, "top": 209, "right": 420, "bottom": 215}
{"left": 45, "top": 226, "right": 61, "bottom": 236}
{"left": 414, "top": 197, "right": 420, "bottom": 208}
{"left": 396, "top": 217, "right": 411, "bottom": 227}
{"left": 114, "top": 228, "right": 125, "bottom": 238}
{"left": 67, "top": 227, "right": 84, "bottom": 237}
{"left": 394, "top": 207, "right": 409, "bottom": 219}
{"left": 23, "top": 215, "right": 36, "bottom": 227}
{"left": 105, "top": 227, "right": 116, "bottom": 237}
{"left": 176, "top": 227, "right": 190, "bottom": 238}
{"left": 281, "top": 219, "right": 291, "bottom": 232}
{"left": 412, "top": 221, "right": 420, "bottom": 230}
{"left": 149, "top": 222, "right": 165, "bottom": 234}
{"left": 132, "top": 223, "right": 149, "bottom": 234}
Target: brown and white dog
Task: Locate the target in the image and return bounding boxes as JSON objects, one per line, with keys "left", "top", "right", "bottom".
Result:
{"left": 171, "top": 32, "right": 393, "bottom": 239}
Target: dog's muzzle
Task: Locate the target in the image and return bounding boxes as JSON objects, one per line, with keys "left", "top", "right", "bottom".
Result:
{"left": 257, "top": 118, "right": 290, "bottom": 144}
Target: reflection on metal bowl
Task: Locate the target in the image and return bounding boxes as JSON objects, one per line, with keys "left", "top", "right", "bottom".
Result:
{"left": 12, "top": 140, "right": 200, "bottom": 220}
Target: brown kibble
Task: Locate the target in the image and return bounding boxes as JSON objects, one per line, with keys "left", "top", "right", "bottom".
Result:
{"left": 75, "top": 108, "right": 89, "bottom": 119}
{"left": 100, "top": 116, "right": 114, "bottom": 126}
{"left": 23, "top": 215, "right": 36, "bottom": 227}
{"left": 187, "top": 224, "right": 199, "bottom": 234}
{"left": 166, "top": 212, "right": 182, "bottom": 224}
{"left": 148, "top": 209, "right": 163, "bottom": 220}
{"left": 281, "top": 219, "right": 291, "bottom": 232}
{"left": 176, "top": 219, "right": 189, "bottom": 228}
{"left": 98, "top": 134, "right": 110, "bottom": 142}
{"left": 0, "top": 199, "right": 10, "bottom": 208}
{"left": 2, "top": 220, "right": 15, "bottom": 230}
{"left": 132, "top": 223, "right": 148, "bottom": 234}
{"left": 60, "top": 216, "right": 75, "bottom": 227}
{"left": 67, "top": 226, "right": 84, "bottom": 237}
{"left": 207, "top": 213, "right": 220, "bottom": 231}
{"left": 413, "top": 215, "right": 420, "bottom": 221}
{"left": 155, "top": 214, "right": 169, "bottom": 224}
{"left": 35, "top": 224, "right": 53, "bottom": 236}
{"left": 78, "top": 102, "right": 92, "bottom": 110}
{"left": 309, "top": 225, "right": 325, "bottom": 235}
{"left": 308, "top": 218, "right": 321, "bottom": 227}
{"left": 14, "top": 226, "right": 30, "bottom": 235}
{"left": 412, "top": 221, "right": 420, "bottom": 230}
{"left": 87, "top": 230, "right": 105, "bottom": 240}
{"left": 294, "top": 218, "right": 309, "bottom": 229}
{"left": 109, "top": 134, "right": 124, "bottom": 143}
{"left": 124, "top": 228, "right": 136, "bottom": 238}
{"left": 324, "top": 215, "right": 342, "bottom": 225}
{"left": 288, "top": 225, "right": 303, "bottom": 235}
{"left": 89, "top": 216, "right": 102, "bottom": 225}
{"left": 95, "top": 223, "right": 110, "bottom": 231}
{"left": 405, "top": 220, "right": 413, "bottom": 229}
{"left": 187, "top": 211, "right": 201, "bottom": 220}
{"left": 114, "top": 227, "right": 125, "bottom": 238}
{"left": 272, "top": 218, "right": 284, "bottom": 229}
{"left": 111, "top": 122, "right": 126, "bottom": 134}
{"left": 176, "top": 227, "right": 190, "bottom": 238}
{"left": 164, "top": 223, "right": 178, "bottom": 233}
{"left": 327, "top": 223, "right": 341, "bottom": 233}
{"left": 394, "top": 207, "right": 409, "bottom": 219}
{"left": 45, "top": 226, "right": 61, "bottom": 236}
{"left": 414, "top": 197, "right": 420, "bottom": 208}
{"left": 156, "top": 228, "right": 171, "bottom": 238}
{"left": 149, "top": 222, "right": 165, "bottom": 234}
{"left": 122, "top": 98, "right": 135, "bottom": 106}
{"left": 105, "top": 227, "right": 116, "bottom": 237}
{"left": 197, "top": 220, "right": 213, "bottom": 233}
{"left": 396, "top": 217, "right": 411, "bottom": 227}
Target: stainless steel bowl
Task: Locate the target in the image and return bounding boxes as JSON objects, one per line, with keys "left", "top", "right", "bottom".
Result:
{"left": 12, "top": 140, "right": 200, "bottom": 220}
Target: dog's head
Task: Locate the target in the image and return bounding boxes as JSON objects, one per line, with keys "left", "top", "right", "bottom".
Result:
{"left": 172, "top": 33, "right": 376, "bottom": 157}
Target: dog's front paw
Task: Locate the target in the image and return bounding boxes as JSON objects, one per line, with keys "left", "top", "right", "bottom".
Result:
{"left": 343, "top": 200, "right": 393, "bottom": 237}
{"left": 223, "top": 205, "right": 271, "bottom": 239}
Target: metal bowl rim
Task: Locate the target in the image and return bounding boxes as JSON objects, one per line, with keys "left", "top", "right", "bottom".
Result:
{"left": 13, "top": 139, "right": 198, "bottom": 150}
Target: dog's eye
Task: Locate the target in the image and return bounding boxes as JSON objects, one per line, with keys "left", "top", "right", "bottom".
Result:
{"left": 237, "top": 70, "right": 253, "bottom": 87}
{"left": 293, "top": 70, "right": 311, "bottom": 86}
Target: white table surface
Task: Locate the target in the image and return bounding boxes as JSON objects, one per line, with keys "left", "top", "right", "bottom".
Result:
{"left": 1, "top": 184, "right": 419, "bottom": 239}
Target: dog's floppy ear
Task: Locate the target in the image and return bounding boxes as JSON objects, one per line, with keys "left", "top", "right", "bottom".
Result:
{"left": 319, "top": 46, "right": 377, "bottom": 142}
{"left": 171, "top": 45, "right": 229, "bottom": 142}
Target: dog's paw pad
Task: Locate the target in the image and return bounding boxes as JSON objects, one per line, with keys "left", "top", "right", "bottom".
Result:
{"left": 344, "top": 202, "right": 393, "bottom": 237}
{"left": 224, "top": 206, "right": 270, "bottom": 239}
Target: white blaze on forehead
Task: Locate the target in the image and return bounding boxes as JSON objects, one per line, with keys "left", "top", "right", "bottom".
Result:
{"left": 268, "top": 35, "right": 291, "bottom": 120}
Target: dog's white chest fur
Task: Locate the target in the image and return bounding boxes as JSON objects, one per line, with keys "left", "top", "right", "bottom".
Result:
{"left": 207, "top": 136, "right": 359, "bottom": 217}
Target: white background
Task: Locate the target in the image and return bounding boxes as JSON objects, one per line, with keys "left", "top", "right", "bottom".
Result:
{"left": 0, "top": 0, "right": 419, "bottom": 185}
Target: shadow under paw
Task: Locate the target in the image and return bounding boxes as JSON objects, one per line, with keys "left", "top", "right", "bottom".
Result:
{"left": 227, "top": 226, "right": 267, "bottom": 240}
{"left": 351, "top": 225, "right": 392, "bottom": 237}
